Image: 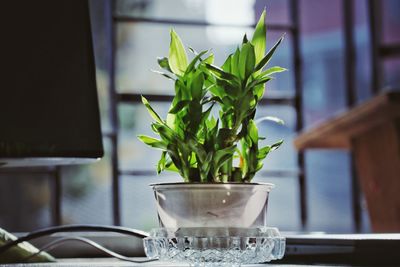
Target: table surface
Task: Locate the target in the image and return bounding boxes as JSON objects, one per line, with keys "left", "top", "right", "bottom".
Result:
{"left": 4, "top": 233, "right": 399, "bottom": 266}
{"left": 0, "top": 258, "right": 350, "bottom": 267}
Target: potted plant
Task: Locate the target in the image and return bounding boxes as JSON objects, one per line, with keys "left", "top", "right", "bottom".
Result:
{"left": 139, "top": 10, "right": 286, "bottom": 264}
{"left": 138, "top": 9, "right": 285, "bottom": 226}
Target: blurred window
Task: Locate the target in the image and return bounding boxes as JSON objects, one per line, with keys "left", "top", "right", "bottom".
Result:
{"left": 3, "top": 0, "right": 400, "bottom": 233}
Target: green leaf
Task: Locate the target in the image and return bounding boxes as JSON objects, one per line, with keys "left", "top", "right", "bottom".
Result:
{"left": 166, "top": 113, "right": 176, "bottom": 129}
{"left": 254, "top": 34, "right": 285, "bottom": 72}
{"left": 252, "top": 9, "right": 266, "bottom": 65}
{"left": 231, "top": 48, "right": 240, "bottom": 77}
{"left": 205, "top": 63, "right": 240, "bottom": 84}
{"left": 238, "top": 43, "right": 255, "bottom": 81}
{"left": 254, "top": 85, "right": 265, "bottom": 100}
{"left": 157, "top": 151, "right": 167, "bottom": 174}
{"left": 247, "top": 76, "right": 272, "bottom": 89}
{"left": 258, "top": 66, "right": 287, "bottom": 78}
{"left": 247, "top": 120, "right": 258, "bottom": 144}
{"left": 200, "top": 104, "right": 214, "bottom": 126}
{"left": 187, "top": 139, "right": 207, "bottom": 163}
{"left": 165, "top": 157, "right": 179, "bottom": 172}
{"left": 216, "top": 79, "right": 240, "bottom": 97}
{"left": 169, "top": 29, "right": 188, "bottom": 75}
{"left": 174, "top": 79, "right": 190, "bottom": 100}
{"left": 215, "top": 154, "right": 232, "bottom": 173}
{"left": 237, "top": 90, "right": 255, "bottom": 123}
{"left": 204, "top": 118, "right": 218, "bottom": 151}
{"left": 201, "top": 96, "right": 222, "bottom": 105}
{"left": 154, "top": 124, "right": 177, "bottom": 143}
{"left": 213, "top": 145, "right": 236, "bottom": 170}
{"left": 169, "top": 100, "right": 190, "bottom": 114}
{"left": 151, "top": 69, "right": 175, "bottom": 80}
{"left": 166, "top": 144, "right": 184, "bottom": 176}
{"left": 222, "top": 55, "right": 232, "bottom": 72}
{"left": 157, "top": 57, "right": 172, "bottom": 72}
{"left": 186, "top": 50, "right": 208, "bottom": 73}
{"left": 206, "top": 116, "right": 218, "bottom": 130}
{"left": 191, "top": 71, "right": 204, "bottom": 100}
{"left": 204, "top": 53, "right": 214, "bottom": 64}
{"left": 141, "top": 96, "right": 163, "bottom": 124}
{"left": 257, "top": 145, "right": 271, "bottom": 160}
{"left": 137, "top": 135, "right": 166, "bottom": 150}
{"left": 232, "top": 168, "right": 243, "bottom": 182}
{"left": 188, "top": 105, "right": 203, "bottom": 135}
{"left": 188, "top": 46, "right": 198, "bottom": 55}
{"left": 208, "top": 85, "right": 225, "bottom": 99}
{"left": 240, "top": 140, "right": 249, "bottom": 175}
{"left": 270, "top": 139, "right": 283, "bottom": 151}
{"left": 217, "top": 128, "right": 236, "bottom": 147}
{"left": 199, "top": 152, "right": 213, "bottom": 182}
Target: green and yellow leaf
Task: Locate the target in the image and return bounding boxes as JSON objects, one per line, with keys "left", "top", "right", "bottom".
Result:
{"left": 252, "top": 9, "right": 266, "bottom": 65}
{"left": 169, "top": 29, "right": 188, "bottom": 75}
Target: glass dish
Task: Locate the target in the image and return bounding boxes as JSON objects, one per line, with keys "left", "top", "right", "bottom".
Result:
{"left": 143, "top": 227, "right": 285, "bottom": 266}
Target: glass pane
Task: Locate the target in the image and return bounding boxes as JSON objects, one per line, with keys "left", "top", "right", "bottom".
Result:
{"left": 118, "top": 103, "right": 170, "bottom": 171}
{"left": 116, "top": 0, "right": 214, "bottom": 21}
{"left": 258, "top": 176, "right": 301, "bottom": 231}
{"left": 115, "top": 24, "right": 293, "bottom": 95}
{"left": 383, "top": 58, "right": 400, "bottom": 90}
{"left": 300, "top": 0, "right": 357, "bottom": 233}
{"left": 257, "top": 0, "right": 290, "bottom": 25}
{"left": 0, "top": 172, "right": 52, "bottom": 231}
{"left": 117, "top": 0, "right": 289, "bottom": 25}
{"left": 255, "top": 105, "right": 297, "bottom": 171}
{"left": 354, "top": 0, "right": 373, "bottom": 102}
{"left": 300, "top": 0, "right": 346, "bottom": 126}
{"left": 382, "top": 0, "right": 400, "bottom": 44}
{"left": 306, "top": 151, "right": 354, "bottom": 232}
{"left": 265, "top": 32, "right": 295, "bottom": 96}
{"left": 61, "top": 138, "right": 112, "bottom": 225}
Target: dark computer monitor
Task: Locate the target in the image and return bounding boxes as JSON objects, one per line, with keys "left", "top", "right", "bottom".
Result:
{"left": 0, "top": 0, "right": 104, "bottom": 167}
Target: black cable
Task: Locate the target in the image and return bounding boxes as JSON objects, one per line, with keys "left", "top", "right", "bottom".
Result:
{"left": 0, "top": 224, "right": 149, "bottom": 255}
{"left": 23, "top": 236, "right": 157, "bottom": 264}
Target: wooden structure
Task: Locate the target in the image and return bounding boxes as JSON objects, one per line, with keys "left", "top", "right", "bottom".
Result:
{"left": 295, "top": 91, "right": 400, "bottom": 232}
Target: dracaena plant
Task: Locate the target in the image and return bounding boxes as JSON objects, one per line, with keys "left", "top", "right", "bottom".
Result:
{"left": 138, "top": 10, "right": 286, "bottom": 183}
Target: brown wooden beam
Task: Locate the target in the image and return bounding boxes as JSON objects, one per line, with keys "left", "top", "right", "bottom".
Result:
{"left": 294, "top": 92, "right": 400, "bottom": 150}
{"left": 352, "top": 120, "right": 400, "bottom": 232}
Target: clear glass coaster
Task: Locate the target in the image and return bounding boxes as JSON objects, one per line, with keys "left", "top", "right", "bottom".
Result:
{"left": 143, "top": 227, "right": 285, "bottom": 266}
